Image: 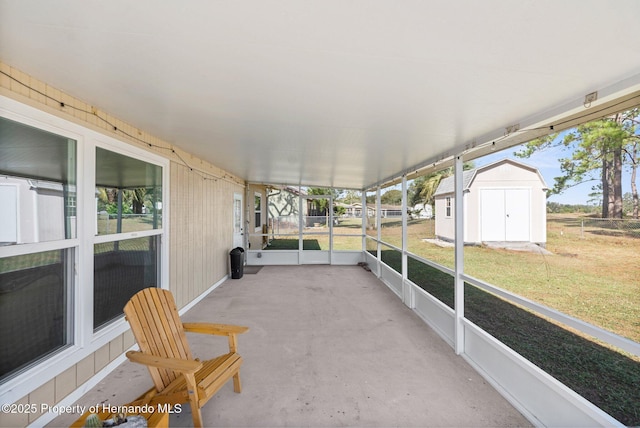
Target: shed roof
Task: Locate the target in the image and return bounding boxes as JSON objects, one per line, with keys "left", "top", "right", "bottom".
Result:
{"left": 433, "top": 158, "right": 548, "bottom": 197}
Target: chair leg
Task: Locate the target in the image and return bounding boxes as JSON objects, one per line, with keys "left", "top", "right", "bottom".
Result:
{"left": 191, "top": 406, "right": 204, "bottom": 428}
{"left": 184, "top": 373, "right": 203, "bottom": 428}
{"left": 233, "top": 371, "right": 242, "bottom": 393}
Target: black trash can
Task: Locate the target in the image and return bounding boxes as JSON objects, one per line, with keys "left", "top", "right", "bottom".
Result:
{"left": 230, "top": 247, "right": 245, "bottom": 279}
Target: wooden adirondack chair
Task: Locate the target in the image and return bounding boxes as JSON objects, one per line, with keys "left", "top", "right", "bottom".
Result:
{"left": 123, "top": 287, "right": 248, "bottom": 427}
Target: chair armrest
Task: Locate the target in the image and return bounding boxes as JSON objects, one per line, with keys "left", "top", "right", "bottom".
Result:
{"left": 126, "top": 351, "right": 202, "bottom": 373}
{"left": 182, "top": 322, "right": 249, "bottom": 336}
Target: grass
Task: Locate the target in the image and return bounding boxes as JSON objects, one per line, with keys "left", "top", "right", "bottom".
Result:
{"left": 395, "top": 250, "right": 640, "bottom": 426}
{"left": 265, "top": 216, "right": 639, "bottom": 342}
{"left": 96, "top": 214, "right": 160, "bottom": 235}
{"left": 263, "top": 238, "right": 322, "bottom": 250}
{"left": 267, "top": 216, "right": 640, "bottom": 424}
{"left": 0, "top": 250, "right": 63, "bottom": 274}
{"left": 377, "top": 215, "right": 640, "bottom": 344}
{"left": 1, "top": 235, "right": 156, "bottom": 275}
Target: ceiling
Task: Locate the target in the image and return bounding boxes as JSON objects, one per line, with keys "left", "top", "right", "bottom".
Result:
{"left": 1, "top": 1, "right": 640, "bottom": 190}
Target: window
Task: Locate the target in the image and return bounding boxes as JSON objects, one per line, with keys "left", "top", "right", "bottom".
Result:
{"left": 0, "top": 98, "right": 167, "bottom": 399}
{"left": 94, "top": 236, "right": 159, "bottom": 328}
{"left": 0, "top": 116, "right": 76, "bottom": 381}
{"left": 254, "top": 193, "right": 262, "bottom": 231}
{"left": 94, "top": 148, "right": 163, "bottom": 330}
{"left": 445, "top": 197, "right": 451, "bottom": 217}
{"left": 0, "top": 250, "right": 73, "bottom": 381}
{"left": 0, "top": 117, "right": 77, "bottom": 244}
{"left": 95, "top": 147, "right": 162, "bottom": 236}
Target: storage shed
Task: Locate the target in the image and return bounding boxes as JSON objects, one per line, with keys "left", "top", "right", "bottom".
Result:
{"left": 433, "top": 159, "right": 548, "bottom": 246}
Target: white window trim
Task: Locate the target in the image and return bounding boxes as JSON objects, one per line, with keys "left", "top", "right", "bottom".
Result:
{"left": 0, "top": 95, "right": 170, "bottom": 405}
{"left": 89, "top": 136, "right": 169, "bottom": 332}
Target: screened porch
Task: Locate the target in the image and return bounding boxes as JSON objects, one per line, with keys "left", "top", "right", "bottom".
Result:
{"left": 49, "top": 265, "right": 531, "bottom": 427}
{"left": 2, "top": 2, "right": 640, "bottom": 427}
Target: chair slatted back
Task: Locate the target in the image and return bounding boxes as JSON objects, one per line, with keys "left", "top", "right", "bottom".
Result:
{"left": 124, "top": 288, "right": 193, "bottom": 391}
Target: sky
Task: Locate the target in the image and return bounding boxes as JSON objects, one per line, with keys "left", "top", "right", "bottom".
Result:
{"left": 386, "top": 130, "right": 637, "bottom": 206}
{"left": 475, "top": 141, "right": 632, "bottom": 206}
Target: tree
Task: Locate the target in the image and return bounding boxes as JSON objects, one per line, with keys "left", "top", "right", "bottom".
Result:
{"left": 409, "top": 171, "right": 449, "bottom": 207}
{"left": 306, "top": 187, "right": 339, "bottom": 199}
{"left": 338, "top": 190, "right": 361, "bottom": 204}
{"left": 515, "top": 108, "right": 639, "bottom": 218}
{"left": 623, "top": 192, "right": 636, "bottom": 216}
{"left": 96, "top": 186, "right": 153, "bottom": 215}
{"left": 305, "top": 187, "right": 339, "bottom": 224}
{"left": 129, "top": 188, "right": 147, "bottom": 214}
{"left": 268, "top": 187, "right": 299, "bottom": 218}
{"left": 408, "top": 162, "right": 475, "bottom": 207}
{"left": 622, "top": 111, "right": 640, "bottom": 218}
{"left": 380, "top": 189, "right": 402, "bottom": 205}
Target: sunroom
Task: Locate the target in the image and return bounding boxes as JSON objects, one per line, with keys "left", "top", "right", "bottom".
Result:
{"left": 1, "top": 1, "right": 639, "bottom": 427}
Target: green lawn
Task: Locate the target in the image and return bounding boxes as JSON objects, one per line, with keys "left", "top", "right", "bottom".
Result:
{"left": 96, "top": 214, "right": 160, "bottom": 235}
{"left": 265, "top": 216, "right": 640, "bottom": 424}
{"left": 262, "top": 216, "right": 639, "bottom": 343}
{"left": 377, "top": 216, "right": 640, "bottom": 344}
{"left": 394, "top": 250, "right": 640, "bottom": 426}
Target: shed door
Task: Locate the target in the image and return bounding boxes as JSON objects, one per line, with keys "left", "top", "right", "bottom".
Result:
{"left": 505, "top": 189, "right": 530, "bottom": 241}
{"left": 480, "top": 189, "right": 530, "bottom": 242}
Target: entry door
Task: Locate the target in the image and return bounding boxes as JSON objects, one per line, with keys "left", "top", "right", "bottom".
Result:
{"left": 233, "top": 193, "right": 244, "bottom": 248}
{"left": 480, "top": 189, "right": 530, "bottom": 242}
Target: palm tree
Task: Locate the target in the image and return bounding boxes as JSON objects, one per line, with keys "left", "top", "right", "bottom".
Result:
{"left": 418, "top": 170, "right": 450, "bottom": 206}
{"left": 130, "top": 188, "right": 147, "bottom": 214}
{"left": 410, "top": 162, "right": 474, "bottom": 207}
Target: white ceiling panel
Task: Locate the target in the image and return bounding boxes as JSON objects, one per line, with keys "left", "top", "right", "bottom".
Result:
{"left": 1, "top": 0, "right": 640, "bottom": 189}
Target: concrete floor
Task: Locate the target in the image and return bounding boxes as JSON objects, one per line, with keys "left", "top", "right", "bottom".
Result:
{"left": 50, "top": 265, "right": 530, "bottom": 427}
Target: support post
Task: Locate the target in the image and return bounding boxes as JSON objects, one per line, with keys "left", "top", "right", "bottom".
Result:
{"left": 115, "top": 188, "right": 123, "bottom": 251}
{"left": 361, "top": 191, "right": 367, "bottom": 255}
{"left": 298, "top": 186, "right": 303, "bottom": 264}
{"left": 376, "top": 186, "right": 381, "bottom": 273}
{"left": 116, "top": 188, "right": 123, "bottom": 234}
{"left": 454, "top": 155, "right": 465, "bottom": 355}
{"left": 401, "top": 175, "right": 410, "bottom": 307}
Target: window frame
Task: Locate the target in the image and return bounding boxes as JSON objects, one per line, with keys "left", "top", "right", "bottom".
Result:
{"left": 0, "top": 95, "right": 170, "bottom": 405}
{"left": 0, "top": 101, "right": 83, "bottom": 400}
{"left": 89, "top": 140, "right": 168, "bottom": 336}
{"left": 92, "top": 143, "right": 164, "bottom": 331}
